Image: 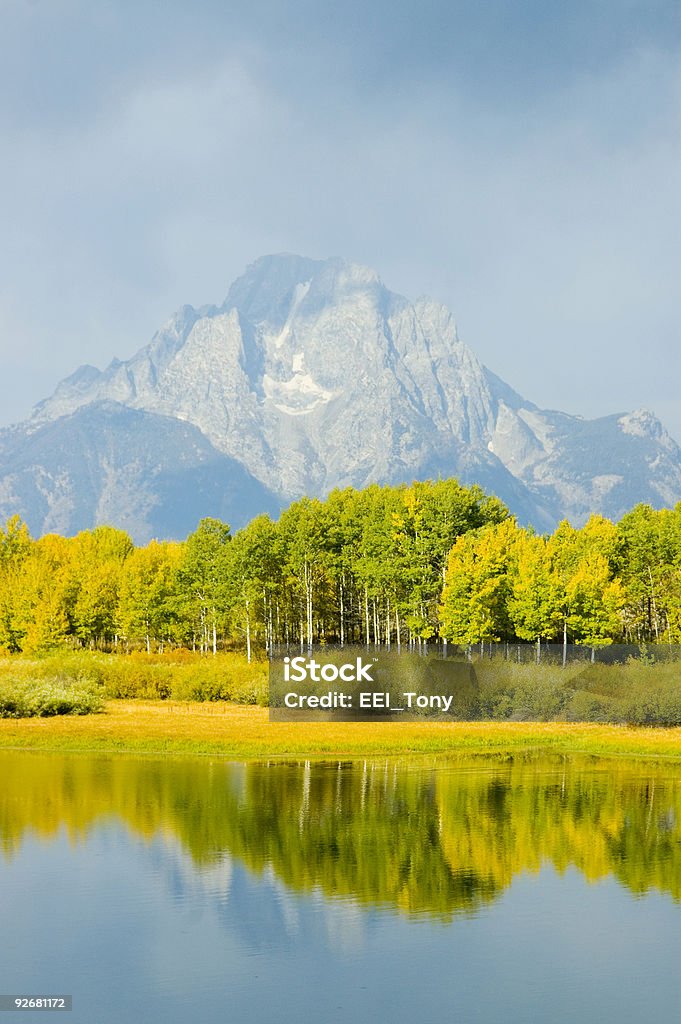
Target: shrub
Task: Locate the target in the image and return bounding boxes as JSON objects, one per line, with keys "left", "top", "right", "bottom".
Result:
{"left": 0, "top": 676, "right": 104, "bottom": 717}
{"left": 169, "top": 657, "right": 268, "bottom": 704}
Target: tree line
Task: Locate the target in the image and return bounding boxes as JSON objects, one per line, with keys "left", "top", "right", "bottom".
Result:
{"left": 440, "top": 503, "right": 681, "bottom": 649}
{"left": 0, "top": 479, "right": 680, "bottom": 658}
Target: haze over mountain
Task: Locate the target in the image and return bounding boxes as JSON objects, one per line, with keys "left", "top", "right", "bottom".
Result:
{"left": 3, "top": 254, "right": 680, "bottom": 542}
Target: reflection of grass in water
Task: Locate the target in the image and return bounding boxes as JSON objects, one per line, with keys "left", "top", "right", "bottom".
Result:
{"left": 0, "top": 701, "right": 680, "bottom": 759}
{"left": 0, "top": 751, "right": 679, "bottom": 918}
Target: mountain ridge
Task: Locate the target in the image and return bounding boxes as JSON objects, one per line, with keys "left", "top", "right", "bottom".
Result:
{"left": 4, "top": 253, "right": 680, "bottom": 541}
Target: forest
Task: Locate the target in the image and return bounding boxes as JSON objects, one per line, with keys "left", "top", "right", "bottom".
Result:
{"left": 0, "top": 478, "right": 680, "bottom": 659}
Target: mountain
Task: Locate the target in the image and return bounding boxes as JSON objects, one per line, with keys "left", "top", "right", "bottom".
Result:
{"left": 4, "top": 253, "right": 681, "bottom": 541}
{"left": 0, "top": 402, "right": 279, "bottom": 543}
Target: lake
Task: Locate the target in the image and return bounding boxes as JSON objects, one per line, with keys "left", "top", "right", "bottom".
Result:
{"left": 0, "top": 750, "right": 679, "bottom": 1023}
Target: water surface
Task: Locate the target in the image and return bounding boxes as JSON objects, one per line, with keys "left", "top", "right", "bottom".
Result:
{"left": 1, "top": 751, "right": 679, "bottom": 1023}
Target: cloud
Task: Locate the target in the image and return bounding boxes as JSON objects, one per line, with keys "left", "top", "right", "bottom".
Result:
{"left": 0, "top": 1, "right": 678, "bottom": 441}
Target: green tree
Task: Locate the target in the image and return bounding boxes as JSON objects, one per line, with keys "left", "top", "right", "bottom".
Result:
{"left": 68, "top": 527, "right": 134, "bottom": 648}
{"left": 118, "top": 542, "right": 182, "bottom": 652}
{"left": 508, "top": 532, "right": 563, "bottom": 650}
{"left": 0, "top": 517, "right": 34, "bottom": 650}
{"left": 565, "top": 551, "right": 625, "bottom": 647}
{"left": 179, "top": 518, "right": 231, "bottom": 654}
{"left": 439, "top": 519, "right": 519, "bottom": 644}
{"left": 226, "top": 515, "right": 281, "bottom": 661}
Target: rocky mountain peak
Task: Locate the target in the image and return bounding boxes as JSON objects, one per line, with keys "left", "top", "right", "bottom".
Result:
{"left": 4, "top": 253, "right": 680, "bottom": 540}
{"left": 222, "top": 253, "right": 325, "bottom": 324}
{"left": 618, "top": 409, "right": 668, "bottom": 444}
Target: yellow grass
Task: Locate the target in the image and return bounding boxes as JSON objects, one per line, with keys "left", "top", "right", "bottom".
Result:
{"left": 0, "top": 699, "right": 680, "bottom": 760}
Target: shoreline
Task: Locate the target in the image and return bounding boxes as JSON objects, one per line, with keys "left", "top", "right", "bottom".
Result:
{"left": 1, "top": 700, "right": 680, "bottom": 762}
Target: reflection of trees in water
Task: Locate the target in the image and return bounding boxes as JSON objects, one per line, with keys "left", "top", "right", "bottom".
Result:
{"left": 435, "top": 767, "right": 680, "bottom": 901}
{"left": 0, "top": 752, "right": 679, "bottom": 917}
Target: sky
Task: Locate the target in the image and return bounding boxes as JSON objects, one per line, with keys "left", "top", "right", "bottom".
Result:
{"left": 1, "top": 0, "right": 680, "bottom": 437}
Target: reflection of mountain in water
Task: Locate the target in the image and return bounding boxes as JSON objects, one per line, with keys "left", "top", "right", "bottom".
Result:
{"left": 147, "top": 836, "right": 367, "bottom": 955}
{"left": 0, "top": 752, "right": 679, "bottom": 918}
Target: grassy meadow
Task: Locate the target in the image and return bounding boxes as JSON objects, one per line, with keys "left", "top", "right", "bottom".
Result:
{"left": 1, "top": 700, "right": 680, "bottom": 760}
{"left": 0, "top": 649, "right": 680, "bottom": 760}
